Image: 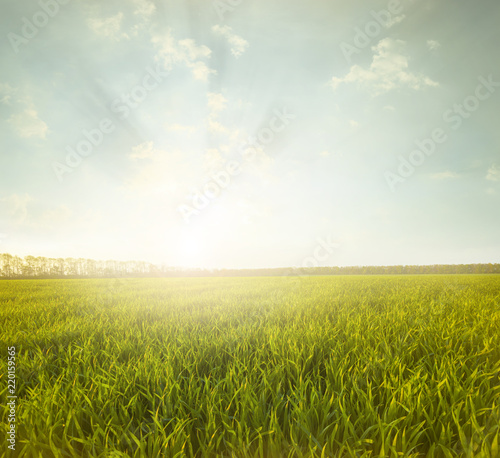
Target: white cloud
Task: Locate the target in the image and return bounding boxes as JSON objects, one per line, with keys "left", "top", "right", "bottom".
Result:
{"left": 152, "top": 32, "right": 185, "bottom": 68}
{"left": 132, "top": 0, "right": 155, "bottom": 18}
{"left": 427, "top": 40, "right": 441, "bottom": 51}
{"left": 178, "top": 39, "right": 212, "bottom": 61}
{"left": 130, "top": 0, "right": 156, "bottom": 34}
{"left": 189, "top": 61, "right": 216, "bottom": 81}
{"left": 207, "top": 92, "right": 227, "bottom": 114}
{"left": 386, "top": 14, "right": 406, "bottom": 27}
{"left": 87, "top": 12, "right": 129, "bottom": 41}
{"left": 123, "top": 143, "right": 194, "bottom": 198}
{"left": 208, "top": 119, "right": 229, "bottom": 134}
{"left": 212, "top": 25, "right": 249, "bottom": 58}
{"left": 486, "top": 164, "right": 500, "bottom": 181}
{"left": 0, "top": 194, "right": 33, "bottom": 224}
{"left": 0, "top": 193, "right": 74, "bottom": 232}
{"left": 234, "top": 198, "right": 265, "bottom": 225}
{"left": 8, "top": 107, "right": 48, "bottom": 139}
{"left": 0, "top": 82, "right": 16, "bottom": 105}
{"left": 320, "top": 150, "right": 343, "bottom": 158}
{"left": 166, "top": 123, "right": 197, "bottom": 133}
{"left": 204, "top": 148, "right": 225, "bottom": 169}
{"left": 207, "top": 92, "right": 230, "bottom": 134}
{"left": 129, "top": 141, "right": 155, "bottom": 160}
{"left": 40, "top": 205, "right": 72, "bottom": 226}
{"left": 331, "top": 38, "right": 439, "bottom": 96}
{"left": 430, "top": 171, "right": 460, "bottom": 180}
{"left": 152, "top": 32, "right": 215, "bottom": 81}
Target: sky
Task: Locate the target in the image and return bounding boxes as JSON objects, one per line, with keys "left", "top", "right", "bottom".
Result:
{"left": 0, "top": 0, "right": 499, "bottom": 269}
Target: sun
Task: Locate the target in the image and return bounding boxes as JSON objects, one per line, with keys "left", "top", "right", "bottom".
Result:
{"left": 178, "top": 231, "right": 203, "bottom": 266}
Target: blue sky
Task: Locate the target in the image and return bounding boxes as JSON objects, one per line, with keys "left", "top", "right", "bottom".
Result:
{"left": 0, "top": 0, "right": 499, "bottom": 269}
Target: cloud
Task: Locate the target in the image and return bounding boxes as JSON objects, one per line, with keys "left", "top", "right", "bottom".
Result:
{"left": 234, "top": 198, "right": 265, "bottom": 225}
{"left": 331, "top": 38, "right": 439, "bottom": 96}
{"left": 123, "top": 143, "right": 194, "bottom": 197}
{"left": 178, "top": 39, "right": 212, "bottom": 61}
{"left": 207, "top": 92, "right": 227, "bottom": 114}
{"left": 208, "top": 119, "right": 229, "bottom": 134}
{"left": 39, "top": 205, "right": 72, "bottom": 227}
{"left": 0, "top": 193, "right": 72, "bottom": 231}
{"left": 204, "top": 148, "right": 225, "bottom": 169}
{"left": 8, "top": 107, "right": 48, "bottom": 139}
{"left": 427, "top": 40, "right": 441, "bottom": 51}
{"left": 152, "top": 32, "right": 186, "bottom": 67}
{"left": 130, "top": 0, "right": 156, "bottom": 34}
{"left": 0, "top": 194, "right": 33, "bottom": 224}
{"left": 430, "top": 171, "right": 460, "bottom": 180}
{"left": 166, "top": 123, "right": 197, "bottom": 133}
{"left": 189, "top": 61, "right": 216, "bottom": 81}
{"left": 386, "top": 14, "right": 406, "bottom": 27}
{"left": 207, "top": 92, "right": 230, "bottom": 134}
{"left": 132, "top": 0, "right": 155, "bottom": 19}
{"left": 152, "top": 31, "right": 215, "bottom": 81}
{"left": 320, "top": 150, "right": 343, "bottom": 158}
{"left": 87, "top": 12, "right": 129, "bottom": 41}
{"left": 0, "top": 82, "right": 16, "bottom": 105}
{"left": 129, "top": 141, "right": 155, "bottom": 160}
{"left": 212, "top": 25, "right": 249, "bottom": 58}
{"left": 486, "top": 164, "right": 500, "bottom": 181}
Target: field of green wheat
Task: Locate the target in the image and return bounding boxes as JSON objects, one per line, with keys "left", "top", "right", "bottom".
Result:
{"left": 1, "top": 275, "right": 500, "bottom": 457}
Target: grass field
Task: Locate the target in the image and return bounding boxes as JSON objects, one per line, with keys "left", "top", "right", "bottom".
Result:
{"left": 1, "top": 275, "right": 500, "bottom": 457}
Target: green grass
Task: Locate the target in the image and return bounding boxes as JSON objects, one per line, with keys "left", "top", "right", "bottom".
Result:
{"left": 1, "top": 275, "right": 500, "bottom": 457}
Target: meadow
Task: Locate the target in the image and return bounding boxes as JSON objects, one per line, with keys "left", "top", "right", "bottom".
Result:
{"left": 1, "top": 275, "right": 500, "bottom": 457}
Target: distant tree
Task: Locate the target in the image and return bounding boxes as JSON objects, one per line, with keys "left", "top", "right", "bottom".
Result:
{"left": 1, "top": 252, "right": 500, "bottom": 279}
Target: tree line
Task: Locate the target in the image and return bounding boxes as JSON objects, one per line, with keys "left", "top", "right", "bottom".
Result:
{"left": 0, "top": 253, "right": 499, "bottom": 278}
{"left": 0, "top": 254, "right": 161, "bottom": 278}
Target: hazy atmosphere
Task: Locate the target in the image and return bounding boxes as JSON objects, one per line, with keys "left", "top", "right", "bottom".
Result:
{"left": 1, "top": 0, "right": 499, "bottom": 268}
